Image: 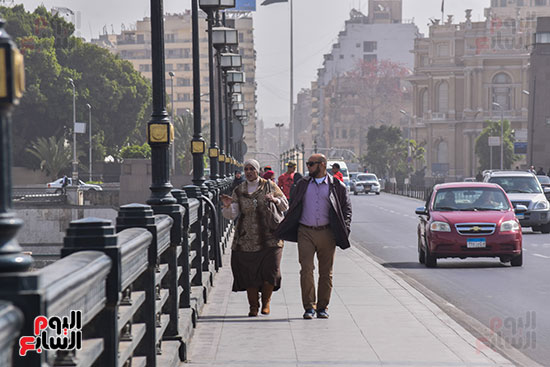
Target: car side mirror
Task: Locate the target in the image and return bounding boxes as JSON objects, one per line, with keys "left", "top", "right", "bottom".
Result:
{"left": 515, "top": 204, "right": 528, "bottom": 214}
{"left": 544, "top": 187, "right": 550, "bottom": 194}
{"left": 415, "top": 206, "right": 427, "bottom": 215}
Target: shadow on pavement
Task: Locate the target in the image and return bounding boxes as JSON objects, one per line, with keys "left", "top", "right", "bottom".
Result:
{"left": 197, "top": 316, "right": 297, "bottom": 323}
{"left": 382, "top": 261, "right": 509, "bottom": 269}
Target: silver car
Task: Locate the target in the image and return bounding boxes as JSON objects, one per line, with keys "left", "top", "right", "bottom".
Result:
{"left": 354, "top": 173, "right": 381, "bottom": 195}
{"left": 46, "top": 178, "right": 102, "bottom": 193}
{"left": 484, "top": 170, "right": 550, "bottom": 233}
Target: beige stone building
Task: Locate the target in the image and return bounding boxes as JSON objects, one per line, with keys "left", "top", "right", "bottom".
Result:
{"left": 409, "top": 2, "right": 550, "bottom": 182}
{"left": 92, "top": 11, "right": 257, "bottom": 157}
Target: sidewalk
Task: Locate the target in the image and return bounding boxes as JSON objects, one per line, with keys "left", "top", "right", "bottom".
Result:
{"left": 184, "top": 243, "right": 514, "bottom": 367}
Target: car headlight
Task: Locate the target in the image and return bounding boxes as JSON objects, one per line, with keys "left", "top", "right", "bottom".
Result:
{"left": 430, "top": 221, "right": 451, "bottom": 232}
{"left": 500, "top": 220, "right": 519, "bottom": 232}
{"left": 533, "top": 200, "right": 550, "bottom": 210}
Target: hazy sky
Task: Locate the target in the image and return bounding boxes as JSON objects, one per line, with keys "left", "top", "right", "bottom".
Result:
{"left": 13, "top": 0, "right": 488, "bottom": 127}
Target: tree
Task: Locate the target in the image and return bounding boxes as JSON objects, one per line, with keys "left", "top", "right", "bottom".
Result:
{"left": 120, "top": 143, "right": 151, "bottom": 159}
{"left": 361, "top": 125, "right": 408, "bottom": 178}
{"left": 173, "top": 114, "right": 193, "bottom": 174}
{"left": 2, "top": 5, "right": 152, "bottom": 168}
{"left": 25, "top": 136, "right": 72, "bottom": 180}
{"left": 475, "top": 120, "right": 517, "bottom": 170}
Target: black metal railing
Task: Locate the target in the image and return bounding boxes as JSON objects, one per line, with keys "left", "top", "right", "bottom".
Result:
{"left": 0, "top": 179, "right": 234, "bottom": 367}
{"left": 384, "top": 182, "right": 431, "bottom": 202}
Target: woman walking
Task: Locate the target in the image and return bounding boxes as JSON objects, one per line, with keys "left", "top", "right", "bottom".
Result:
{"left": 221, "top": 159, "right": 288, "bottom": 316}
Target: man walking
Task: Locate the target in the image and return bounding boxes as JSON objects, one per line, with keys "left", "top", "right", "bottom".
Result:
{"left": 276, "top": 154, "right": 352, "bottom": 319}
{"left": 278, "top": 161, "right": 296, "bottom": 199}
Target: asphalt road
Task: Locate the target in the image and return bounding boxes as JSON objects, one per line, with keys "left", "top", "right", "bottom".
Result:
{"left": 350, "top": 192, "right": 550, "bottom": 365}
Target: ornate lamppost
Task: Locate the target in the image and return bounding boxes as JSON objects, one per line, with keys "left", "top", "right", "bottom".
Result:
{"left": 0, "top": 18, "right": 32, "bottom": 272}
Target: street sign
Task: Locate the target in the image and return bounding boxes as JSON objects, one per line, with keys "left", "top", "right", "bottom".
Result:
{"left": 75, "top": 122, "right": 86, "bottom": 134}
{"left": 242, "top": 142, "right": 248, "bottom": 156}
{"left": 515, "top": 129, "right": 528, "bottom": 142}
{"left": 233, "top": 0, "right": 256, "bottom": 11}
{"left": 488, "top": 136, "right": 500, "bottom": 147}
{"left": 514, "top": 142, "right": 527, "bottom": 154}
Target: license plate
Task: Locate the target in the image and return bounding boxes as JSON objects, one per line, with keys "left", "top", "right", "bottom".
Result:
{"left": 467, "top": 238, "right": 486, "bottom": 248}
{"left": 516, "top": 213, "right": 524, "bottom": 220}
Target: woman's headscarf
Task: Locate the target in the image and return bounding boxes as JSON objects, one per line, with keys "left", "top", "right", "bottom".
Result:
{"left": 244, "top": 159, "right": 260, "bottom": 172}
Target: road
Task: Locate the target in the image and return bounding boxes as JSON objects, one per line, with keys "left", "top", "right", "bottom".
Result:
{"left": 350, "top": 192, "right": 549, "bottom": 365}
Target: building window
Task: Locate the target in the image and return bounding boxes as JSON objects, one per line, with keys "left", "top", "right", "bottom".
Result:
{"left": 342, "top": 129, "right": 347, "bottom": 139}
{"left": 500, "top": 0, "right": 507, "bottom": 6}
{"left": 517, "top": 0, "right": 524, "bottom": 5}
{"left": 536, "top": 0, "right": 546, "bottom": 5}
{"left": 363, "top": 54, "right": 377, "bottom": 63}
{"left": 492, "top": 72, "right": 512, "bottom": 110}
{"left": 339, "top": 54, "right": 344, "bottom": 59}
{"left": 176, "top": 63, "right": 184, "bottom": 71}
{"left": 436, "top": 141, "right": 448, "bottom": 163}
{"left": 166, "top": 64, "right": 174, "bottom": 71}
{"left": 166, "top": 33, "right": 176, "bottom": 42}
{"left": 184, "top": 64, "right": 191, "bottom": 71}
{"left": 420, "top": 89, "right": 428, "bottom": 117}
{"left": 491, "top": 0, "right": 498, "bottom": 6}
{"left": 239, "top": 33, "right": 244, "bottom": 42}
{"left": 183, "top": 48, "right": 191, "bottom": 58}
{"left": 183, "top": 93, "right": 191, "bottom": 101}
{"left": 139, "top": 64, "right": 151, "bottom": 72}
{"left": 137, "top": 34, "right": 145, "bottom": 43}
{"left": 437, "top": 43, "right": 449, "bottom": 57}
{"left": 176, "top": 78, "right": 191, "bottom": 87}
{"left": 436, "top": 81, "right": 449, "bottom": 113}
{"left": 536, "top": 32, "right": 550, "bottom": 43}
{"left": 363, "top": 41, "right": 377, "bottom": 53}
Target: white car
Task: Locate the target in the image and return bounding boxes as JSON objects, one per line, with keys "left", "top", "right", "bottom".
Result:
{"left": 354, "top": 173, "right": 381, "bottom": 195}
{"left": 46, "top": 178, "right": 102, "bottom": 193}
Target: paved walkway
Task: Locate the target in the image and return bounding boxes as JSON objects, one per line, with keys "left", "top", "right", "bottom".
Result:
{"left": 184, "top": 243, "right": 514, "bottom": 367}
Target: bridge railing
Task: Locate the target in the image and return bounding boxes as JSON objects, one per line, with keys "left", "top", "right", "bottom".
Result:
{"left": 384, "top": 182, "right": 430, "bottom": 202}
{"left": 0, "top": 178, "right": 235, "bottom": 367}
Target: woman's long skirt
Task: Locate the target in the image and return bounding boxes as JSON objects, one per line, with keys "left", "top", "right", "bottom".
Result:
{"left": 231, "top": 246, "right": 282, "bottom": 292}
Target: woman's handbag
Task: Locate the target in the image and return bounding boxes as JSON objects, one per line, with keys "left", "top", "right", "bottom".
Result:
{"left": 264, "top": 182, "right": 285, "bottom": 231}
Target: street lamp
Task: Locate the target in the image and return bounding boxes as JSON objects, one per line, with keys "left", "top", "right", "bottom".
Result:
{"left": 275, "top": 123, "right": 284, "bottom": 169}
{"left": 523, "top": 89, "right": 534, "bottom": 166}
{"left": 86, "top": 103, "right": 92, "bottom": 182}
{"left": 68, "top": 78, "right": 78, "bottom": 185}
{"left": 492, "top": 102, "right": 505, "bottom": 170}
{"left": 169, "top": 71, "right": 176, "bottom": 174}
{"left": 400, "top": 109, "right": 412, "bottom": 172}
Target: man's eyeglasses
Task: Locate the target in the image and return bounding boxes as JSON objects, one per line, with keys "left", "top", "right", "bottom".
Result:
{"left": 306, "top": 161, "right": 322, "bottom": 167}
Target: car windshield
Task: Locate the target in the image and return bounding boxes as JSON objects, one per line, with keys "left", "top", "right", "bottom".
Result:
{"left": 432, "top": 188, "right": 510, "bottom": 211}
{"left": 488, "top": 176, "right": 542, "bottom": 194}
{"left": 357, "top": 174, "right": 377, "bottom": 182}
{"left": 537, "top": 175, "right": 550, "bottom": 185}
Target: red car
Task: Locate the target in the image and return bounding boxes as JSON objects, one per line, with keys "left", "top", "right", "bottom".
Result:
{"left": 416, "top": 182, "right": 526, "bottom": 268}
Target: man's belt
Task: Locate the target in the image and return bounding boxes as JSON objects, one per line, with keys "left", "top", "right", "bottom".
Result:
{"left": 300, "top": 224, "right": 330, "bottom": 230}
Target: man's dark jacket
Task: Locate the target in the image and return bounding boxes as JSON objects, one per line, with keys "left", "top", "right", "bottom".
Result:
{"left": 275, "top": 174, "right": 352, "bottom": 249}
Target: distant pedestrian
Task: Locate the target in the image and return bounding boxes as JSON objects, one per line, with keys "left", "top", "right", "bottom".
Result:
{"left": 276, "top": 153, "right": 352, "bottom": 320}
{"left": 61, "top": 175, "right": 69, "bottom": 194}
{"left": 262, "top": 165, "right": 275, "bottom": 181}
{"left": 229, "top": 170, "right": 245, "bottom": 192}
{"left": 278, "top": 161, "right": 296, "bottom": 199}
{"left": 529, "top": 166, "right": 536, "bottom": 174}
{"left": 476, "top": 171, "right": 483, "bottom": 182}
{"left": 537, "top": 167, "right": 545, "bottom": 175}
{"left": 221, "top": 159, "right": 288, "bottom": 317}
{"left": 331, "top": 163, "right": 344, "bottom": 182}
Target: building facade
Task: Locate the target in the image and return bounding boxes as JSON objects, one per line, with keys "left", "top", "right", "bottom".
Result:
{"left": 408, "top": 3, "right": 550, "bottom": 182}
{"left": 293, "top": 0, "right": 418, "bottom": 160}
{"left": 92, "top": 11, "right": 257, "bottom": 158}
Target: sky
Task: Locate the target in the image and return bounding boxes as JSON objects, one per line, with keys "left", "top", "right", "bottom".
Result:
{"left": 11, "top": 0, "right": 488, "bottom": 127}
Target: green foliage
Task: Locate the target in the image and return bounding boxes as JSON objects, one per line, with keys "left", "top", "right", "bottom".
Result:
{"left": 2, "top": 5, "right": 152, "bottom": 168}
{"left": 475, "top": 120, "right": 517, "bottom": 170}
{"left": 361, "top": 125, "right": 407, "bottom": 177}
{"left": 174, "top": 113, "right": 193, "bottom": 174}
{"left": 120, "top": 143, "right": 151, "bottom": 159}
{"left": 25, "top": 136, "right": 72, "bottom": 180}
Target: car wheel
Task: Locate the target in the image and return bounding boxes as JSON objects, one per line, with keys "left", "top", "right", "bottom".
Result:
{"left": 54, "top": 188, "right": 62, "bottom": 194}
{"left": 418, "top": 240, "right": 425, "bottom": 264}
{"left": 376, "top": 192, "right": 380, "bottom": 195}
{"left": 354, "top": 191, "right": 358, "bottom": 196}
{"left": 541, "top": 223, "right": 550, "bottom": 234}
{"left": 532, "top": 225, "right": 542, "bottom": 232}
{"left": 511, "top": 252, "right": 523, "bottom": 267}
{"left": 424, "top": 244, "right": 437, "bottom": 268}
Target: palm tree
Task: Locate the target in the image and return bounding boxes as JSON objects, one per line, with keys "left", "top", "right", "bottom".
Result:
{"left": 26, "top": 136, "right": 72, "bottom": 180}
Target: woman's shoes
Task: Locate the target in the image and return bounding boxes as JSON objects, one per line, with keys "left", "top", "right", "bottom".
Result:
{"left": 246, "top": 288, "right": 259, "bottom": 317}
{"left": 261, "top": 282, "right": 274, "bottom": 315}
